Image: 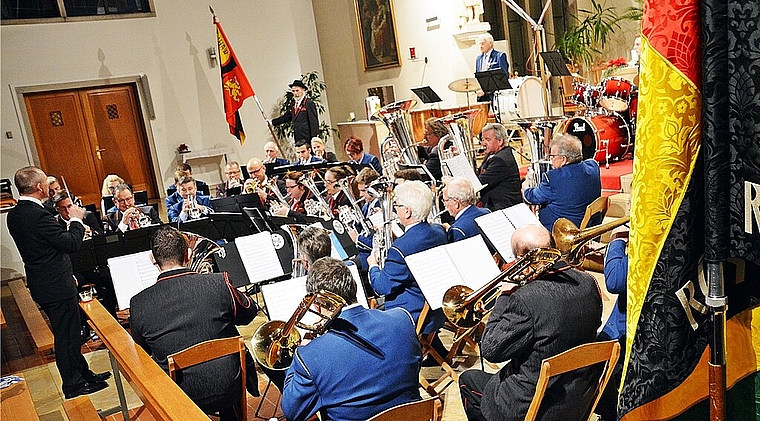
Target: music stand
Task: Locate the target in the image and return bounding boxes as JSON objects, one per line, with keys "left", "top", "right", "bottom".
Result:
{"left": 209, "top": 212, "right": 253, "bottom": 242}
{"left": 212, "top": 242, "right": 251, "bottom": 288}
{"left": 397, "top": 163, "right": 436, "bottom": 184}
{"left": 411, "top": 86, "right": 442, "bottom": 104}
{"left": 539, "top": 51, "right": 572, "bottom": 76}
{"left": 476, "top": 69, "right": 513, "bottom": 123}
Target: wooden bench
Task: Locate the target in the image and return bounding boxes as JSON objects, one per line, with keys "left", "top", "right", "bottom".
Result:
{"left": 63, "top": 396, "right": 102, "bottom": 420}
{"left": 80, "top": 299, "right": 209, "bottom": 421}
{"left": 8, "top": 279, "right": 54, "bottom": 355}
{"left": 0, "top": 373, "right": 40, "bottom": 420}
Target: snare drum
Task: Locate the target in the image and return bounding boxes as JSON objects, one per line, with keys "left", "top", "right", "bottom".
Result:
{"left": 571, "top": 83, "right": 600, "bottom": 108}
{"left": 599, "top": 77, "right": 633, "bottom": 111}
{"left": 492, "top": 89, "right": 520, "bottom": 121}
{"left": 558, "top": 113, "right": 631, "bottom": 163}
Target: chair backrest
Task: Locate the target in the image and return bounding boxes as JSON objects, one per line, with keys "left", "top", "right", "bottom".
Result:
{"left": 525, "top": 339, "right": 621, "bottom": 421}
{"left": 580, "top": 196, "right": 608, "bottom": 230}
{"left": 367, "top": 397, "right": 441, "bottom": 421}
{"left": 167, "top": 336, "right": 247, "bottom": 421}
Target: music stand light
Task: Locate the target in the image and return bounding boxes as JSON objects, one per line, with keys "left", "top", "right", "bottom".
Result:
{"left": 411, "top": 86, "right": 442, "bottom": 104}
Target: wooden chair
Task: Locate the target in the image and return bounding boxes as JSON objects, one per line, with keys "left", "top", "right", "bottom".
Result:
{"left": 367, "top": 396, "right": 442, "bottom": 421}
{"left": 167, "top": 336, "right": 248, "bottom": 421}
{"left": 580, "top": 196, "right": 608, "bottom": 230}
{"left": 524, "top": 339, "right": 621, "bottom": 421}
{"left": 417, "top": 303, "right": 459, "bottom": 397}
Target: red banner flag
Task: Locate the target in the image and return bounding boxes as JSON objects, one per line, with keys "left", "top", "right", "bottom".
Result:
{"left": 214, "top": 15, "right": 254, "bottom": 144}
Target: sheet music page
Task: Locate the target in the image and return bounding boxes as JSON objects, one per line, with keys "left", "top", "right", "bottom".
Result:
{"left": 505, "top": 203, "right": 541, "bottom": 227}
{"left": 442, "top": 153, "right": 484, "bottom": 191}
{"left": 235, "top": 232, "right": 285, "bottom": 284}
{"left": 476, "top": 203, "right": 540, "bottom": 262}
{"left": 406, "top": 246, "right": 464, "bottom": 311}
{"left": 446, "top": 235, "right": 501, "bottom": 290}
{"left": 261, "top": 277, "right": 307, "bottom": 323}
{"left": 107, "top": 251, "right": 160, "bottom": 310}
{"left": 347, "top": 263, "right": 370, "bottom": 308}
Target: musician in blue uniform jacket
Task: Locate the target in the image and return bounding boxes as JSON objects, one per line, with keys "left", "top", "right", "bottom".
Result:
{"left": 522, "top": 134, "right": 601, "bottom": 232}
{"left": 367, "top": 180, "right": 447, "bottom": 334}
{"left": 443, "top": 177, "right": 491, "bottom": 242}
{"left": 167, "top": 176, "right": 212, "bottom": 222}
{"left": 475, "top": 33, "right": 510, "bottom": 102}
{"left": 345, "top": 136, "right": 383, "bottom": 175}
{"left": 282, "top": 257, "right": 421, "bottom": 421}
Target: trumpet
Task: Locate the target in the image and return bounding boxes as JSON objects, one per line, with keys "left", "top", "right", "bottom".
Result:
{"left": 243, "top": 178, "right": 260, "bottom": 195}
{"left": 251, "top": 290, "right": 346, "bottom": 370}
{"left": 186, "top": 194, "right": 202, "bottom": 220}
{"left": 336, "top": 178, "right": 373, "bottom": 236}
{"left": 442, "top": 215, "right": 630, "bottom": 328}
{"left": 298, "top": 172, "right": 333, "bottom": 220}
{"left": 126, "top": 207, "right": 152, "bottom": 229}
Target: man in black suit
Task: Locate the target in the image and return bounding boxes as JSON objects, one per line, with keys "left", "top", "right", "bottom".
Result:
{"left": 271, "top": 79, "right": 320, "bottom": 142}
{"left": 477, "top": 122, "right": 522, "bottom": 211}
{"left": 105, "top": 183, "right": 162, "bottom": 232}
{"left": 7, "top": 166, "right": 110, "bottom": 399}
{"left": 129, "top": 226, "right": 260, "bottom": 420}
{"left": 458, "top": 224, "right": 603, "bottom": 420}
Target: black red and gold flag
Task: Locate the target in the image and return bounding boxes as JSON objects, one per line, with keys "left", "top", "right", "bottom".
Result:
{"left": 214, "top": 14, "right": 253, "bottom": 145}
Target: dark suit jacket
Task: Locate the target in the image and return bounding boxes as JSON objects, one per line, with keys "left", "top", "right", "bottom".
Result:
{"left": 282, "top": 306, "right": 422, "bottom": 421}
{"left": 475, "top": 49, "right": 510, "bottom": 102}
{"left": 480, "top": 266, "right": 602, "bottom": 421}
{"left": 130, "top": 269, "right": 259, "bottom": 413}
{"left": 272, "top": 97, "right": 319, "bottom": 141}
{"left": 448, "top": 205, "right": 490, "bottom": 243}
{"left": 369, "top": 222, "right": 447, "bottom": 334}
{"left": 7, "top": 199, "right": 85, "bottom": 304}
{"left": 105, "top": 205, "right": 161, "bottom": 232}
{"left": 57, "top": 211, "right": 104, "bottom": 236}
{"left": 478, "top": 146, "right": 522, "bottom": 211}
{"left": 316, "top": 151, "right": 338, "bottom": 163}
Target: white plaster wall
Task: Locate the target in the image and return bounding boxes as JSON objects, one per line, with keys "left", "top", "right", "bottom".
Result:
{"left": 0, "top": 0, "right": 326, "bottom": 275}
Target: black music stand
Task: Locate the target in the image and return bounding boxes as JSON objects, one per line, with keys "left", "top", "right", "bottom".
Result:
{"left": 539, "top": 51, "right": 572, "bottom": 76}
{"left": 476, "top": 69, "right": 512, "bottom": 123}
{"left": 411, "top": 86, "right": 442, "bottom": 104}
{"left": 179, "top": 217, "right": 215, "bottom": 240}
{"left": 212, "top": 242, "right": 251, "bottom": 288}
{"left": 210, "top": 212, "right": 253, "bottom": 242}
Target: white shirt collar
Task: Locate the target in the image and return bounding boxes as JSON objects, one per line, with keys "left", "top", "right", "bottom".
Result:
{"left": 454, "top": 204, "right": 472, "bottom": 221}
{"left": 19, "top": 195, "right": 44, "bottom": 207}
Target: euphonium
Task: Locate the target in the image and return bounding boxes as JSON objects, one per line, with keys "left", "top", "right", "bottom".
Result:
{"left": 438, "top": 109, "right": 482, "bottom": 172}
{"left": 251, "top": 290, "right": 346, "bottom": 370}
{"left": 442, "top": 215, "right": 631, "bottom": 328}
{"left": 282, "top": 224, "right": 307, "bottom": 277}
{"left": 184, "top": 232, "right": 223, "bottom": 273}
{"left": 366, "top": 178, "right": 395, "bottom": 268}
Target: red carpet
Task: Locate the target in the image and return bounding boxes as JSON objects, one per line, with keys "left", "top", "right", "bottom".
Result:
{"left": 519, "top": 158, "right": 633, "bottom": 193}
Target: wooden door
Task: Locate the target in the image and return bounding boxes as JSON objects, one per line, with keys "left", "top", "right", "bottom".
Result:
{"left": 24, "top": 84, "right": 157, "bottom": 208}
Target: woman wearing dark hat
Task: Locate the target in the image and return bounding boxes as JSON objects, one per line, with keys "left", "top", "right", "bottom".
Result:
{"left": 271, "top": 79, "right": 320, "bottom": 143}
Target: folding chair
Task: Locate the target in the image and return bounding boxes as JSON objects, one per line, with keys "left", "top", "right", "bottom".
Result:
{"left": 417, "top": 303, "right": 459, "bottom": 396}
{"left": 367, "top": 396, "right": 442, "bottom": 421}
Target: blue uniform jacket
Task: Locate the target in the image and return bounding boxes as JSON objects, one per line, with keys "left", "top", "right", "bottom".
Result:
{"left": 167, "top": 194, "right": 212, "bottom": 222}
{"left": 448, "top": 205, "right": 491, "bottom": 243}
{"left": 355, "top": 153, "right": 383, "bottom": 175}
{"left": 599, "top": 238, "right": 627, "bottom": 341}
{"left": 369, "top": 222, "right": 447, "bottom": 334}
{"left": 523, "top": 159, "right": 601, "bottom": 231}
{"left": 282, "top": 306, "right": 422, "bottom": 421}
{"left": 475, "top": 49, "right": 510, "bottom": 101}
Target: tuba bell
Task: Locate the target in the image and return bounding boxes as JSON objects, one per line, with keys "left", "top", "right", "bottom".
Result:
{"left": 372, "top": 99, "right": 420, "bottom": 175}
{"left": 251, "top": 290, "right": 346, "bottom": 370}
{"left": 437, "top": 109, "right": 482, "bottom": 174}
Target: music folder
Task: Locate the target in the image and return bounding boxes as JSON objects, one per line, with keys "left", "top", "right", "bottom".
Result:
{"left": 475, "top": 69, "right": 512, "bottom": 92}
{"left": 474, "top": 203, "right": 541, "bottom": 263}
{"left": 405, "top": 235, "right": 500, "bottom": 310}
{"left": 411, "top": 86, "right": 442, "bottom": 104}
{"left": 539, "top": 51, "right": 572, "bottom": 77}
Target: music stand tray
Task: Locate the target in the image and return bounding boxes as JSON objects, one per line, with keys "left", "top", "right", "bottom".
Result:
{"left": 475, "top": 69, "right": 512, "bottom": 92}
{"left": 539, "top": 51, "right": 572, "bottom": 76}
{"left": 411, "top": 86, "right": 442, "bottom": 104}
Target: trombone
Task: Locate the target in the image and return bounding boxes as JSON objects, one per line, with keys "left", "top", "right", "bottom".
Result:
{"left": 251, "top": 290, "right": 346, "bottom": 370}
{"left": 442, "top": 216, "right": 630, "bottom": 328}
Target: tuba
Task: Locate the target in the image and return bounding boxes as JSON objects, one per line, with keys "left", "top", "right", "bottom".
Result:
{"left": 251, "top": 290, "right": 346, "bottom": 370}
{"left": 372, "top": 99, "right": 420, "bottom": 176}
{"left": 437, "top": 109, "right": 482, "bottom": 174}
{"left": 442, "top": 215, "right": 630, "bottom": 328}
{"left": 184, "top": 232, "right": 223, "bottom": 273}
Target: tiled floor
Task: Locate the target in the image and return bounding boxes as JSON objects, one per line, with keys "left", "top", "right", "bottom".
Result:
{"left": 1, "top": 270, "right": 617, "bottom": 420}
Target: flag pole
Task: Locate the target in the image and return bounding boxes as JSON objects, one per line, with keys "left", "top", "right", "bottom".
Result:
{"left": 252, "top": 94, "right": 294, "bottom": 162}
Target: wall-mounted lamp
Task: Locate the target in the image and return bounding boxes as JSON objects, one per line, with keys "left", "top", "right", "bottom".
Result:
{"left": 207, "top": 47, "right": 218, "bottom": 68}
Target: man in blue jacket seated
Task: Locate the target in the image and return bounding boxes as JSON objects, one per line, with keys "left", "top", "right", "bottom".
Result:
{"left": 367, "top": 180, "right": 447, "bottom": 334}
{"left": 168, "top": 176, "right": 212, "bottom": 222}
{"left": 282, "top": 257, "right": 422, "bottom": 421}
{"left": 443, "top": 177, "right": 491, "bottom": 242}
{"left": 522, "top": 133, "right": 601, "bottom": 232}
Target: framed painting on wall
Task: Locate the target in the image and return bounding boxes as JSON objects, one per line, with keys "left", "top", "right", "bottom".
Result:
{"left": 354, "top": 0, "right": 401, "bottom": 71}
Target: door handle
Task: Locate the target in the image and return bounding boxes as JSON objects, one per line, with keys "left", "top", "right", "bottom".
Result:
{"left": 96, "top": 147, "right": 106, "bottom": 160}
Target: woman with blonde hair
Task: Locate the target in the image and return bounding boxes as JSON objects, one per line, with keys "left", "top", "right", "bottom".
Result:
{"left": 101, "top": 174, "right": 124, "bottom": 197}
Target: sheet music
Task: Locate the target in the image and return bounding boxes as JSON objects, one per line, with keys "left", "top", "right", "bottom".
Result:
{"left": 261, "top": 276, "right": 308, "bottom": 323}
{"left": 442, "top": 153, "right": 484, "bottom": 191}
{"left": 476, "top": 203, "right": 540, "bottom": 262}
{"left": 347, "top": 262, "right": 370, "bottom": 309}
{"left": 107, "top": 251, "right": 160, "bottom": 310}
{"left": 235, "top": 232, "right": 285, "bottom": 284}
{"left": 406, "top": 235, "right": 499, "bottom": 310}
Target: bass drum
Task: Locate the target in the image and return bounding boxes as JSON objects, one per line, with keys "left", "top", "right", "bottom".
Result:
{"left": 558, "top": 113, "right": 631, "bottom": 163}
{"left": 493, "top": 76, "right": 546, "bottom": 122}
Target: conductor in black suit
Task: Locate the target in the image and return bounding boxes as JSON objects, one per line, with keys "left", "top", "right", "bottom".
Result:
{"left": 7, "top": 166, "right": 110, "bottom": 399}
{"left": 271, "top": 79, "right": 320, "bottom": 142}
{"left": 105, "top": 183, "right": 162, "bottom": 232}
{"left": 130, "top": 226, "right": 261, "bottom": 419}
{"left": 477, "top": 123, "right": 522, "bottom": 211}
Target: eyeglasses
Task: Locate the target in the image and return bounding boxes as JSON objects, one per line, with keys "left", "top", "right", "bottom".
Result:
{"left": 443, "top": 197, "right": 458, "bottom": 203}
{"left": 285, "top": 185, "right": 298, "bottom": 189}
{"left": 392, "top": 203, "right": 406, "bottom": 209}
{"left": 115, "top": 196, "right": 134, "bottom": 204}
{"left": 251, "top": 167, "right": 265, "bottom": 173}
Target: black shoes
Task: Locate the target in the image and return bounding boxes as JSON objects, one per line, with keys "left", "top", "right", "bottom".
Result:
{"left": 86, "top": 371, "right": 112, "bottom": 383}
{"left": 64, "top": 379, "right": 109, "bottom": 399}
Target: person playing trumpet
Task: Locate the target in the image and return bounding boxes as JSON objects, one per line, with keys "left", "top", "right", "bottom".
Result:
{"left": 245, "top": 157, "right": 286, "bottom": 209}
{"left": 271, "top": 171, "right": 315, "bottom": 222}
{"left": 106, "top": 183, "right": 162, "bottom": 232}
{"left": 168, "top": 176, "right": 213, "bottom": 223}
{"left": 281, "top": 257, "right": 422, "bottom": 421}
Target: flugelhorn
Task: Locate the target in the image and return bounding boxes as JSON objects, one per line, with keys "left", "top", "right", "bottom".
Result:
{"left": 442, "top": 215, "right": 630, "bottom": 328}
{"left": 244, "top": 178, "right": 260, "bottom": 195}
{"left": 251, "top": 290, "right": 346, "bottom": 370}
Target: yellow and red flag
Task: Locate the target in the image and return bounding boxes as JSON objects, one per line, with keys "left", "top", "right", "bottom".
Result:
{"left": 214, "top": 14, "right": 253, "bottom": 144}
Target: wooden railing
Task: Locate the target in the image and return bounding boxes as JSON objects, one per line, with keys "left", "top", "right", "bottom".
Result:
{"left": 80, "top": 299, "right": 209, "bottom": 420}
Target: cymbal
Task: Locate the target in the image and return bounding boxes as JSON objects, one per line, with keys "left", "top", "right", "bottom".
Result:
{"left": 448, "top": 78, "right": 481, "bottom": 93}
